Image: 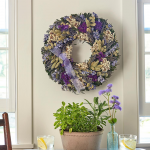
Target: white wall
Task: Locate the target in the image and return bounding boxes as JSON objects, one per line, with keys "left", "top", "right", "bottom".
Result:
{"left": 122, "top": 0, "right": 139, "bottom": 137}
{"left": 33, "top": 0, "right": 123, "bottom": 149}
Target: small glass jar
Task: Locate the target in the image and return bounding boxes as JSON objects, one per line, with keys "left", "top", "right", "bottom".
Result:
{"left": 107, "top": 123, "right": 118, "bottom": 150}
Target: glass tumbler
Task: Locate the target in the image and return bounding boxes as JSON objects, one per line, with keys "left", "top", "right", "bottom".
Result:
{"left": 37, "top": 135, "right": 54, "bottom": 150}
{"left": 119, "top": 134, "right": 137, "bottom": 150}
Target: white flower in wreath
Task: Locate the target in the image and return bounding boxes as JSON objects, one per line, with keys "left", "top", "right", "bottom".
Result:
{"left": 91, "top": 40, "right": 102, "bottom": 52}
{"left": 91, "top": 40, "right": 106, "bottom": 53}
{"left": 78, "top": 33, "right": 89, "bottom": 41}
{"left": 48, "top": 30, "right": 59, "bottom": 42}
{"left": 66, "top": 16, "right": 80, "bottom": 28}
{"left": 101, "top": 58, "right": 110, "bottom": 72}
{"left": 76, "top": 62, "right": 88, "bottom": 70}
{"left": 64, "top": 45, "right": 73, "bottom": 59}
{"left": 104, "top": 30, "right": 114, "bottom": 43}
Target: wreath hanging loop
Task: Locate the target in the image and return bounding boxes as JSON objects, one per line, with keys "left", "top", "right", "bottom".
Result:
{"left": 41, "top": 12, "right": 119, "bottom": 93}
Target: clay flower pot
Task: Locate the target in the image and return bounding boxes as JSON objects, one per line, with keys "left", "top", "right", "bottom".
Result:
{"left": 60, "top": 129, "right": 104, "bottom": 150}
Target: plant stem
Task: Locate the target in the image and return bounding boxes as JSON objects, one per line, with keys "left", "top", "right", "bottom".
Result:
{"left": 102, "top": 94, "right": 107, "bottom": 100}
{"left": 112, "top": 124, "right": 114, "bottom": 142}
{"left": 102, "top": 94, "right": 111, "bottom": 117}
{"left": 112, "top": 109, "right": 114, "bottom": 120}
{"left": 107, "top": 95, "right": 111, "bottom": 117}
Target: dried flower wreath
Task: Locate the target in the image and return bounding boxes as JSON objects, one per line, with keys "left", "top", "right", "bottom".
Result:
{"left": 41, "top": 12, "right": 119, "bottom": 93}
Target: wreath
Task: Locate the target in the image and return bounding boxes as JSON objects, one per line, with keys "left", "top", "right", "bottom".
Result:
{"left": 41, "top": 12, "right": 119, "bottom": 93}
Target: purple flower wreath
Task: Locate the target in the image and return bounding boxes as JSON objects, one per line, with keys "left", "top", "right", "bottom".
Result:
{"left": 41, "top": 12, "right": 119, "bottom": 93}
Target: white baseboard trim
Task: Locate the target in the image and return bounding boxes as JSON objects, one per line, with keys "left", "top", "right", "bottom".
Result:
{"left": 137, "top": 143, "right": 150, "bottom": 148}
{"left": 12, "top": 144, "right": 34, "bottom": 149}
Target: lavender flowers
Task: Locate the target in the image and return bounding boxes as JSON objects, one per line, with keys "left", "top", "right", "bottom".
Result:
{"left": 98, "top": 84, "right": 122, "bottom": 124}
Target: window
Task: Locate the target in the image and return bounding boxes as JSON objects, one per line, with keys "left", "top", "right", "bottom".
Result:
{"left": 143, "top": 4, "right": 150, "bottom": 103}
{"left": 0, "top": 113, "right": 16, "bottom": 144}
{"left": 0, "top": 0, "right": 16, "bottom": 144}
{"left": 0, "top": 0, "right": 16, "bottom": 112}
{"left": 140, "top": 117, "right": 150, "bottom": 143}
{"left": 138, "top": 0, "right": 150, "bottom": 144}
{"left": 0, "top": 0, "right": 33, "bottom": 148}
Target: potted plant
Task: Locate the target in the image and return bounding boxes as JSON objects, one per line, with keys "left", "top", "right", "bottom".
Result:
{"left": 53, "top": 96, "right": 111, "bottom": 150}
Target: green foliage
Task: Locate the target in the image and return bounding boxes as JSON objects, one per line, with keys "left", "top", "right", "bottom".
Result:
{"left": 53, "top": 98, "right": 110, "bottom": 135}
{"left": 54, "top": 101, "right": 92, "bottom": 135}
{"left": 110, "top": 29, "right": 115, "bottom": 33}
{"left": 83, "top": 13, "right": 92, "bottom": 19}
{"left": 84, "top": 98, "right": 111, "bottom": 129}
{"left": 94, "top": 81, "right": 102, "bottom": 86}
{"left": 108, "top": 118, "right": 117, "bottom": 124}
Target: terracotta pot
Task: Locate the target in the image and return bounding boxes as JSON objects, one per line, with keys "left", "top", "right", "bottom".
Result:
{"left": 60, "top": 129, "right": 104, "bottom": 150}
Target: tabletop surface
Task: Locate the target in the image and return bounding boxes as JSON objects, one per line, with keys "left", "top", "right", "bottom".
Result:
{"left": 53, "top": 149, "right": 146, "bottom": 150}
{"left": 24, "top": 148, "right": 145, "bottom": 150}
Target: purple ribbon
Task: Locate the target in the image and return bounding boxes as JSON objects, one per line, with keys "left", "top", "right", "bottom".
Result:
{"left": 51, "top": 47, "right": 85, "bottom": 93}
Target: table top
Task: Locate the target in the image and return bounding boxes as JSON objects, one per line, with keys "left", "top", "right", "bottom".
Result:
{"left": 55, "top": 149, "right": 145, "bottom": 150}
{"left": 53, "top": 149, "right": 145, "bottom": 150}
{"left": 25, "top": 148, "right": 146, "bottom": 150}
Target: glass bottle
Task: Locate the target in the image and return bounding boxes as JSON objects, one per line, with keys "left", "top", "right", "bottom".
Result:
{"left": 107, "top": 123, "right": 118, "bottom": 150}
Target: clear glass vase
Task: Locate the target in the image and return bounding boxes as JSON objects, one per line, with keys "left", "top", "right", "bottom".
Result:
{"left": 107, "top": 123, "right": 118, "bottom": 150}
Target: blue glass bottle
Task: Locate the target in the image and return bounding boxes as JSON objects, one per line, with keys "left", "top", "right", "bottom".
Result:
{"left": 107, "top": 123, "right": 118, "bottom": 150}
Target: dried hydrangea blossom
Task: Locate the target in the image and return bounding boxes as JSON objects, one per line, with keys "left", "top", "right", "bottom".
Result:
{"left": 78, "top": 33, "right": 89, "bottom": 41}
{"left": 76, "top": 62, "right": 88, "bottom": 70}
{"left": 66, "top": 16, "right": 80, "bottom": 28}
{"left": 101, "top": 58, "right": 110, "bottom": 72}
{"left": 104, "top": 30, "right": 114, "bottom": 43}
{"left": 64, "top": 45, "right": 73, "bottom": 59}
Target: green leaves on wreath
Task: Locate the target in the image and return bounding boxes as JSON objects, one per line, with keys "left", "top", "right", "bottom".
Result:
{"left": 94, "top": 81, "right": 102, "bottom": 86}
